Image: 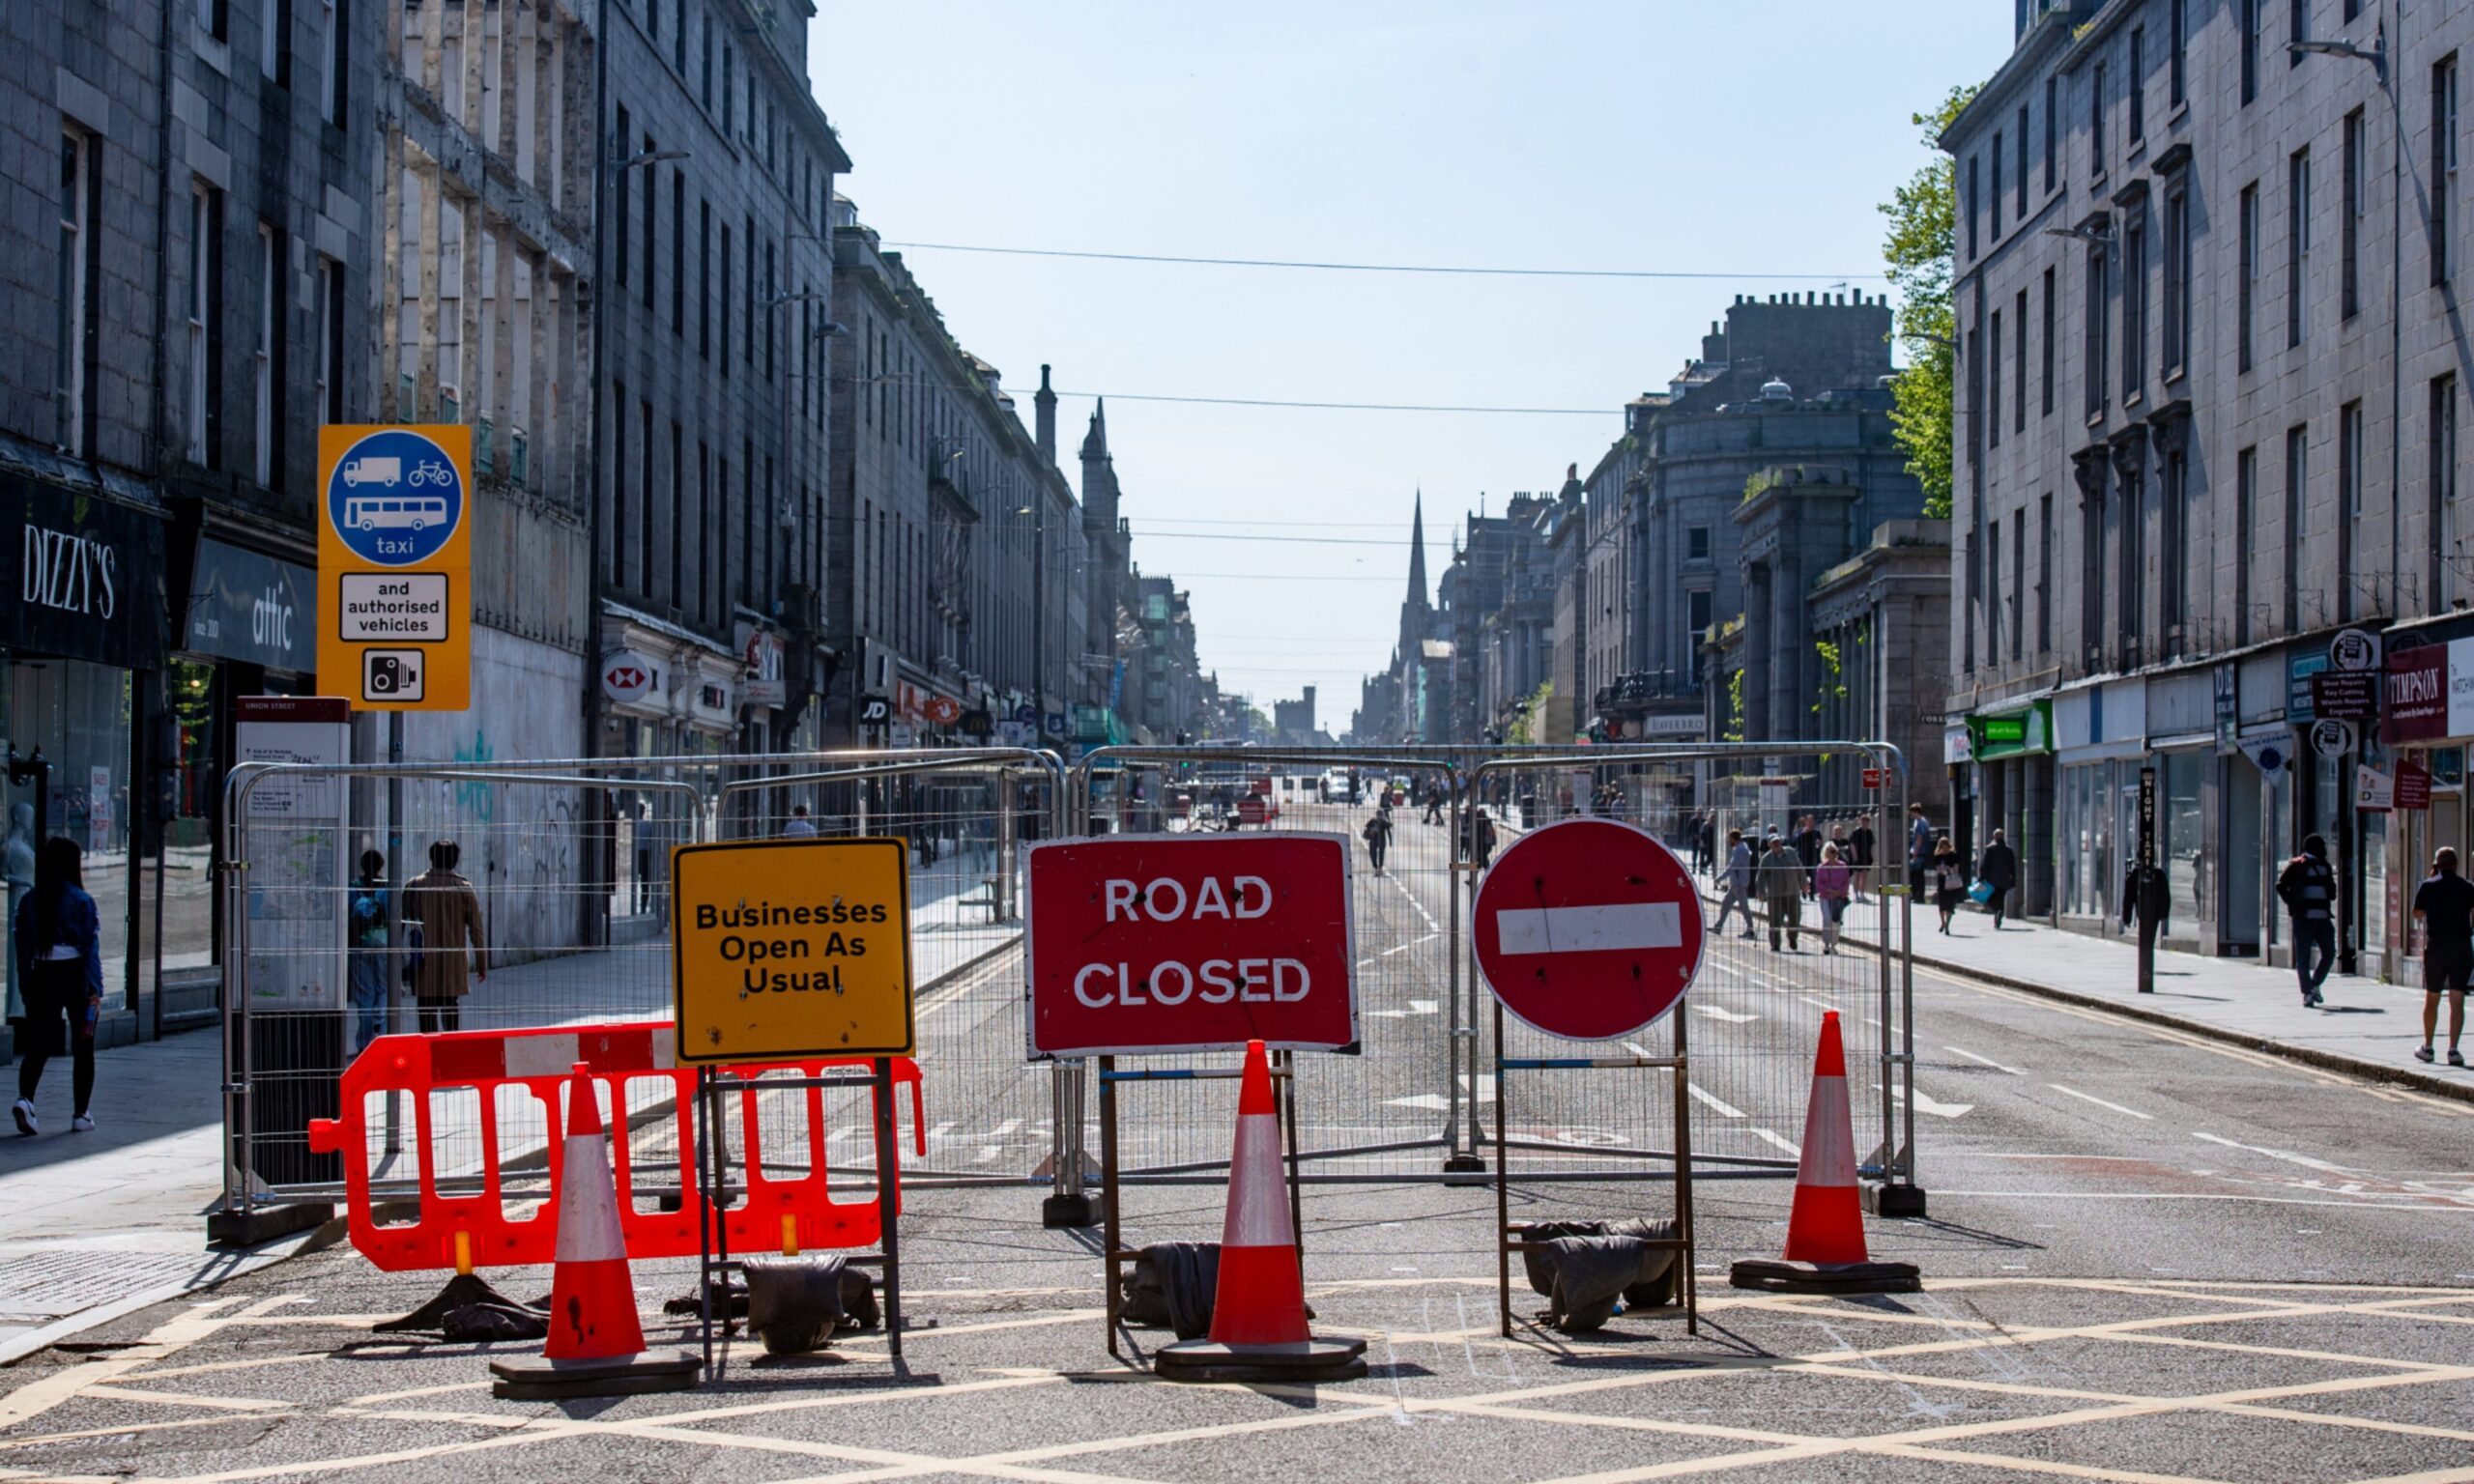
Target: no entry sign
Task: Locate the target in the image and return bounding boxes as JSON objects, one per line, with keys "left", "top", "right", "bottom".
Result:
{"left": 1024, "top": 832, "right": 1356, "bottom": 1057}
{"left": 1472, "top": 817, "right": 1705, "bottom": 1041}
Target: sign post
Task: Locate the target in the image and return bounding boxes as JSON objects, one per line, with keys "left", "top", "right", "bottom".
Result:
{"left": 317, "top": 426, "right": 473, "bottom": 710}
{"left": 2136, "top": 766, "right": 2157, "bottom": 996}
{"left": 1467, "top": 815, "right": 1703, "bottom": 1339}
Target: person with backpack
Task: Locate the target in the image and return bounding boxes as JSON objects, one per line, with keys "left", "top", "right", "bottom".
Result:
{"left": 347, "top": 849, "right": 391, "bottom": 1052}
{"left": 12, "top": 837, "right": 103, "bottom": 1134}
{"left": 2411, "top": 845, "right": 2474, "bottom": 1066}
{"left": 1977, "top": 829, "right": 2018, "bottom": 929}
{"left": 1710, "top": 828, "right": 1756, "bottom": 938}
{"left": 2276, "top": 833, "right": 2340, "bottom": 1008}
{"left": 1361, "top": 807, "right": 1395, "bottom": 875}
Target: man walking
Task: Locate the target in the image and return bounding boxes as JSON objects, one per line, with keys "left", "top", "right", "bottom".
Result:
{"left": 1710, "top": 828, "right": 1756, "bottom": 938}
{"left": 1978, "top": 828, "right": 2018, "bottom": 929}
{"left": 1760, "top": 833, "right": 1806, "bottom": 952}
{"left": 1361, "top": 806, "right": 1395, "bottom": 876}
{"left": 1849, "top": 813, "right": 1876, "bottom": 902}
{"left": 1793, "top": 814, "right": 1823, "bottom": 898}
{"left": 404, "top": 840, "right": 487, "bottom": 1033}
{"left": 1907, "top": 803, "right": 1935, "bottom": 899}
{"left": 2412, "top": 846, "right": 2473, "bottom": 1066}
{"left": 2276, "top": 833, "right": 2340, "bottom": 1008}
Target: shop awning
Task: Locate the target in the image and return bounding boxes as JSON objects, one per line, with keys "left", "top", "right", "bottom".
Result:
{"left": 1967, "top": 698, "right": 2054, "bottom": 761}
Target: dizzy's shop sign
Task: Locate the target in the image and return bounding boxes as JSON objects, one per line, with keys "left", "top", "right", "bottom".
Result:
{"left": 0, "top": 483, "right": 162, "bottom": 670}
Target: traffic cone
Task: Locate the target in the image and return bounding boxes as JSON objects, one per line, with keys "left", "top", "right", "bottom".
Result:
{"left": 488, "top": 1065, "right": 697, "bottom": 1399}
{"left": 1728, "top": 1013, "right": 1920, "bottom": 1295}
{"left": 1153, "top": 1042, "right": 1366, "bottom": 1383}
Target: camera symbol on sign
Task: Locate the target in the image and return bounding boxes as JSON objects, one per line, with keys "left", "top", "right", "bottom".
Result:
{"left": 363, "top": 648, "right": 425, "bottom": 702}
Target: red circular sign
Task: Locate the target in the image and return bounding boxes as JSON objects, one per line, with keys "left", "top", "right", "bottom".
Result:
{"left": 1472, "top": 817, "right": 1706, "bottom": 1041}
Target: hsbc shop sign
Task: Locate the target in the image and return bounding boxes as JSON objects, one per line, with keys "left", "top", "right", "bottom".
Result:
{"left": 599, "top": 650, "right": 662, "bottom": 708}
{"left": 0, "top": 477, "right": 164, "bottom": 671}
{"left": 1024, "top": 833, "right": 1358, "bottom": 1057}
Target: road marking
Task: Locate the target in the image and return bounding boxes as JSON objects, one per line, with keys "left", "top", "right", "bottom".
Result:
{"left": 1695, "top": 1004, "right": 1761, "bottom": 1024}
{"left": 1365, "top": 999, "right": 1440, "bottom": 1019}
{"left": 1884, "top": 1084, "right": 1974, "bottom": 1119}
{"left": 0, "top": 1297, "right": 272, "bottom": 1433}
{"left": 2048, "top": 1084, "right": 2154, "bottom": 1120}
{"left": 1688, "top": 1084, "right": 1747, "bottom": 1119}
{"left": 1357, "top": 932, "right": 1440, "bottom": 968}
{"left": 2191, "top": 1130, "right": 2350, "bottom": 1176}
{"left": 1945, "top": 1044, "right": 2025, "bottom": 1074}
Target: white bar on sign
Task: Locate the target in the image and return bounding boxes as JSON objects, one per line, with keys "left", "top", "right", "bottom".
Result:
{"left": 1495, "top": 902, "right": 1681, "bottom": 956}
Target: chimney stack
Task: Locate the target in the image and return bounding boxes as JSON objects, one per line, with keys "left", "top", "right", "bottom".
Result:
{"left": 1035, "top": 364, "right": 1057, "bottom": 464}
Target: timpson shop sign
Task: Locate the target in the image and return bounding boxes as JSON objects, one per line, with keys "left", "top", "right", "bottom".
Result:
{"left": 0, "top": 477, "right": 164, "bottom": 671}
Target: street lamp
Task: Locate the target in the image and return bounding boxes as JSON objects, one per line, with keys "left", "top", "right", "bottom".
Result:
{"left": 1016, "top": 499, "right": 1049, "bottom": 740}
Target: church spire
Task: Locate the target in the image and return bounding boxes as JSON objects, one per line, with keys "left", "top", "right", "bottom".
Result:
{"left": 1406, "top": 490, "right": 1428, "bottom": 608}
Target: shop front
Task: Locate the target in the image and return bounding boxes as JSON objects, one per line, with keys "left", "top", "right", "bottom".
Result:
{"left": 1963, "top": 697, "right": 2054, "bottom": 918}
{"left": 0, "top": 474, "right": 169, "bottom": 1049}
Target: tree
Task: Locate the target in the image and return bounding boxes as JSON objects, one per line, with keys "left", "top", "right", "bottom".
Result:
{"left": 1505, "top": 680, "right": 1554, "bottom": 745}
{"left": 1879, "top": 84, "right": 1980, "bottom": 523}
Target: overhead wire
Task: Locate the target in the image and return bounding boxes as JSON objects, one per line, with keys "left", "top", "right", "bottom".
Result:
{"left": 882, "top": 240, "right": 1886, "bottom": 283}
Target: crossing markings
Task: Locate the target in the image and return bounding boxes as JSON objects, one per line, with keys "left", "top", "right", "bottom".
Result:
{"left": 2048, "top": 1083, "right": 2155, "bottom": 1120}
{"left": 1884, "top": 1084, "right": 1974, "bottom": 1119}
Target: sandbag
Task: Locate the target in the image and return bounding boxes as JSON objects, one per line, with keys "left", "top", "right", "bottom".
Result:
{"left": 437, "top": 1301, "right": 550, "bottom": 1342}
{"left": 1120, "top": 1241, "right": 1222, "bottom": 1340}
{"left": 1532, "top": 1217, "right": 1683, "bottom": 1333}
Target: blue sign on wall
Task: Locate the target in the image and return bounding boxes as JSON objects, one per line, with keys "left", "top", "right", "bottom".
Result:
{"left": 324, "top": 428, "right": 465, "bottom": 566}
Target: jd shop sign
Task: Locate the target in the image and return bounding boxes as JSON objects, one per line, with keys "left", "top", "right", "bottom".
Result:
{"left": 0, "top": 475, "right": 165, "bottom": 670}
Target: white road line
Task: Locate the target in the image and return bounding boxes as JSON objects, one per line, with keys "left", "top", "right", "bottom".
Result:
{"left": 2191, "top": 1129, "right": 2352, "bottom": 1176}
{"left": 926, "top": 1121, "right": 956, "bottom": 1143}
{"left": 1693, "top": 1004, "right": 1760, "bottom": 1024}
{"left": 1945, "top": 1044, "right": 2025, "bottom": 1075}
{"left": 1884, "top": 1084, "right": 1974, "bottom": 1118}
{"left": 1753, "top": 1127, "right": 1801, "bottom": 1156}
{"left": 1687, "top": 1084, "right": 1746, "bottom": 1119}
{"left": 2048, "top": 1083, "right": 2154, "bottom": 1120}
{"left": 1356, "top": 932, "right": 1441, "bottom": 968}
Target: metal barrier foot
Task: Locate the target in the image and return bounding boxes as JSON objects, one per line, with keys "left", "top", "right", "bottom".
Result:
{"left": 1864, "top": 1183, "right": 1929, "bottom": 1219}
{"left": 1042, "top": 1191, "right": 1103, "bottom": 1229}
{"left": 1441, "top": 1153, "right": 1489, "bottom": 1183}
{"left": 205, "top": 1200, "right": 332, "bottom": 1250}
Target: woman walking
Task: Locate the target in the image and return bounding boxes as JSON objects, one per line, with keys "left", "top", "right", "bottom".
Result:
{"left": 12, "top": 838, "right": 103, "bottom": 1134}
{"left": 1931, "top": 837, "right": 1969, "bottom": 936}
{"left": 1814, "top": 842, "right": 1853, "bottom": 954}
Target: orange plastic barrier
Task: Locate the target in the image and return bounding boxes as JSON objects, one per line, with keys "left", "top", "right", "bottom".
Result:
{"left": 304, "top": 1021, "right": 923, "bottom": 1274}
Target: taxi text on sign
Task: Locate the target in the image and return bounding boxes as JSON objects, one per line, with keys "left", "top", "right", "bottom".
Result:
{"left": 1023, "top": 832, "right": 1357, "bottom": 1057}
{"left": 671, "top": 837, "right": 917, "bottom": 1064}
{"left": 1471, "top": 817, "right": 1706, "bottom": 1042}
{"left": 316, "top": 424, "right": 473, "bottom": 710}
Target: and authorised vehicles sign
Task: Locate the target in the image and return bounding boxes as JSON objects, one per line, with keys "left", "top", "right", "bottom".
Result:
{"left": 317, "top": 424, "right": 472, "bottom": 710}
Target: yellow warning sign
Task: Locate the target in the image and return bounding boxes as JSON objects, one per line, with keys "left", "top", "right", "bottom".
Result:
{"left": 671, "top": 838, "right": 916, "bottom": 1064}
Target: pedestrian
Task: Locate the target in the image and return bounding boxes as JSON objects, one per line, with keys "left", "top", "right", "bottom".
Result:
{"left": 1814, "top": 842, "right": 1853, "bottom": 954}
{"left": 782, "top": 802, "right": 819, "bottom": 838}
{"left": 1424, "top": 785, "right": 1445, "bottom": 827}
{"left": 1361, "top": 807, "right": 1394, "bottom": 875}
{"left": 1710, "top": 829, "right": 1757, "bottom": 938}
{"left": 1793, "top": 814, "right": 1823, "bottom": 898}
{"left": 2412, "top": 846, "right": 2474, "bottom": 1066}
{"left": 404, "top": 840, "right": 487, "bottom": 1033}
{"left": 1978, "top": 828, "right": 2018, "bottom": 929}
{"left": 2276, "top": 833, "right": 2340, "bottom": 1008}
{"left": 1698, "top": 813, "right": 1717, "bottom": 876}
{"left": 1462, "top": 806, "right": 1498, "bottom": 870}
{"left": 1931, "top": 838, "right": 1969, "bottom": 935}
{"left": 1849, "top": 813, "right": 1876, "bottom": 902}
{"left": 1907, "top": 804, "right": 1936, "bottom": 899}
{"left": 1760, "top": 834, "right": 1805, "bottom": 952}
{"left": 348, "top": 849, "right": 391, "bottom": 1052}
{"left": 11, "top": 837, "right": 101, "bottom": 1134}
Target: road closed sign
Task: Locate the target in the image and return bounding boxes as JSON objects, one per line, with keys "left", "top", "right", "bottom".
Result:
{"left": 1472, "top": 817, "right": 1705, "bottom": 1041}
{"left": 1024, "top": 832, "right": 1356, "bottom": 1057}
{"left": 671, "top": 837, "right": 916, "bottom": 1064}
{"left": 316, "top": 425, "right": 472, "bottom": 710}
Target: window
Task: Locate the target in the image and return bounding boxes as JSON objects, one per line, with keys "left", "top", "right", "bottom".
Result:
{"left": 2435, "top": 377, "right": 2460, "bottom": 607}
{"left": 54, "top": 132, "right": 91, "bottom": 456}
{"left": 2129, "top": 28, "right": 2145, "bottom": 144}
{"left": 697, "top": 442, "right": 710, "bottom": 620}
{"left": 743, "top": 214, "right": 755, "bottom": 367}
{"left": 1989, "top": 309, "right": 2002, "bottom": 447}
{"left": 2085, "top": 239, "right": 2109, "bottom": 416}
{"left": 2041, "top": 267, "right": 2056, "bottom": 415}
{"left": 718, "top": 221, "right": 732, "bottom": 372}
{"left": 722, "top": 43, "right": 734, "bottom": 135}
{"left": 673, "top": 0, "right": 686, "bottom": 73}
{"left": 2343, "top": 109, "right": 2364, "bottom": 318}
{"left": 641, "top": 137, "right": 657, "bottom": 312}
{"left": 2162, "top": 184, "right": 2189, "bottom": 376}
{"left": 670, "top": 419, "right": 683, "bottom": 607}
{"left": 319, "top": 0, "right": 343, "bottom": 124}
{"left": 2162, "top": 442, "right": 2187, "bottom": 646}
{"left": 2236, "top": 447, "right": 2257, "bottom": 645}
{"left": 2082, "top": 470, "right": 2107, "bottom": 654}
{"left": 315, "top": 256, "right": 343, "bottom": 424}
{"left": 2010, "top": 510, "right": 2026, "bottom": 661}
{"left": 2016, "top": 106, "right": 2029, "bottom": 219}
{"left": 1986, "top": 512, "right": 2000, "bottom": 664}
{"left": 2436, "top": 56, "right": 2459, "bottom": 286}
{"left": 671, "top": 172, "right": 684, "bottom": 334}
{"left": 2289, "top": 0, "right": 2307, "bottom": 67}
{"left": 716, "top": 452, "right": 730, "bottom": 608}
{"left": 764, "top": 241, "right": 776, "bottom": 380}
{"left": 613, "top": 107, "right": 630, "bottom": 289}
{"left": 2044, "top": 75, "right": 2058, "bottom": 190}
{"left": 2241, "top": 0, "right": 2260, "bottom": 104}
{"left": 2285, "top": 425, "right": 2307, "bottom": 631}
{"left": 2170, "top": 0, "right": 2187, "bottom": 107}
{"left": 2014, "top": 288, "right": 2028, "bottom": 435}
{"left": 261, "top": 0, "right": 288, "bottom": 82}
{"left": 2037, "top": 491, "right": 2053, "bottom": 652}
{"left": 639, "top": 397, "right": 654, "bottom": 593}
{"left": 253, "top": 222, "right": 277, "bottom": 487}
{"left": 2118, "top": 458, "right": 2143, "bottom": 656}
{"left": 197, "top": 0, "right": 225, "bottom": 41}
{"left": 1991, "top": 135, "right": 2003, "bottom": 239}
{"left": 2239, "top": 182, "right": 2259, "bottom": 371}
{"left": 702, "top": 16, "right": 713, "bottom": 108}
{"left": 611, "top": 384, "right": 627, "bottom": 584}
{"left": 187, "top": 182, "right": 220, "bottom": 468}
{"left": 2090, "top": 61, "right": 2106, "bottom": 178}
{"left": 2341, "top": 401, "right": 2364, "bottom": 618}
{"left": 1967, "top": 157, "right": 1980, "bottom": 258}
{"left": 697, "top": 199, "right": 710, "bottom": 357}
{"left": 2122, "top": 203, "right": 2146, "bottom": 396}
{"left": 2288, "top": 148, "right": 2311, "bottom": 348}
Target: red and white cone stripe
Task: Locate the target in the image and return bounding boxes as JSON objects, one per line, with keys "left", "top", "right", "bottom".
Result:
{"left": 544, "top": 1065, "right": 648, "bottom": 1360}
{"left": 1782, "top": 1012, "right": 1870, "bottom": 1266}
{"left": 1207, "top": 1041, "right": 1311, "bottom": 1347}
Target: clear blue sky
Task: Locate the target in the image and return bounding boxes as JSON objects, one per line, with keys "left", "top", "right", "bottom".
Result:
{"left": 809, "top": 3, "right": 2014, "bottom": 735}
